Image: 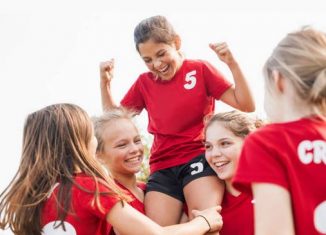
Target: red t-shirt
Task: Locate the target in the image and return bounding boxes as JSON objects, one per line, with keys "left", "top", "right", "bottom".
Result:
{"left": 220, "top": 191, "right": 254, "bottom": 235}
{"left": 41, "top": 174, "right": 120, "bottom": 235}
{"left": 115, "top": 181, "right": 146, "bottom": 214}
{"left": 121, "top": 59, "right": 232, "bottom": 173}
{"left": 233, "top": 117, "right": 326, "bottom": 235}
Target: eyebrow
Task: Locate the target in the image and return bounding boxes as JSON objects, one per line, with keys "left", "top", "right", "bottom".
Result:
{"left": 142, "top": 49, "right": 166, "bottom": 60}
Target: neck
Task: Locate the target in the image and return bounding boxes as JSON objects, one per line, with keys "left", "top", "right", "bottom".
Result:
{"left": 278, "top": 99, "right": 314, "bottom": 123}
{"left": 111, "top": 171, "right": 138, "bottom": 189}
{"left": 225, "top": 179, "right": 241, "bottom": 196}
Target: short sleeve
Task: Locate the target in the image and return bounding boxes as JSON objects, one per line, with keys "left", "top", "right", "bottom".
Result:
{"left": 121, "top": 76, "right": 145, "bottom": 113}
{"left": 233, "top": 130, "right": 290, "bottom": 194}
{"left": 77, "top": 179, "right": 121, "bottom": 220}
{"left": 201, "top": 60, "right": 232, "bottom": 99}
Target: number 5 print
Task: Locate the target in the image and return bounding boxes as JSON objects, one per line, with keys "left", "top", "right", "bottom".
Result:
{"left": 184, "top": 70, "right": 197, "bottom": 90}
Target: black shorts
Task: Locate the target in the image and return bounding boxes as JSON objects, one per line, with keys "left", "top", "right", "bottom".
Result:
{"left": 146, "top": 154, "right": 216, "bottom": 202}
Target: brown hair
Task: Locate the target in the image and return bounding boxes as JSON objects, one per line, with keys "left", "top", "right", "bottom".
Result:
{"left": 263, "top": 27, "right": 326, "bottom": 117}
{"left": 204, "top": 110, "right": 264, "bottom": 138}
{"left": 0, "top": 103, "right": 127, "bottom": 235}
{"left": 134, "top": 15, "right": 178, "bottom": 51}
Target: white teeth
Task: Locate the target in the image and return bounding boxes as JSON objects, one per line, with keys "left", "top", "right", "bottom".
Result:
{"left": 214, "top": 162, "right": 228, "bottom": 167}
{"left": 126, "top": 156, "right": 141, "bottom": 163}
{"left": 158, "top": 65, "right": 169, "bottom": 73}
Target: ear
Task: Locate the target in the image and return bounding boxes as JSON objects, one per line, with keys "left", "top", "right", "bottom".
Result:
{"left": 174, "top": 35, "right": 181, "bottom": 50}
{"left": 272, "top": 70, "right": 285, "bottom": 93}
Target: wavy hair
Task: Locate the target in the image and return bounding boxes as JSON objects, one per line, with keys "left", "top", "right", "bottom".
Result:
{"left": 0, "top": 103, "right": 127, "bottom": 235}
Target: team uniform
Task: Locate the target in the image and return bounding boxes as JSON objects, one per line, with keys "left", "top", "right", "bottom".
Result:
{"left": 233, "top": 117, "right": 326, "bottom": 235}
{"left": 121, "top": 59, "right": 231, "bottom": 200}
{"left": 220, "top": 191, "right": 254, "bottom": 235}
{"left": 109, "top": 181, "right": 146, "bottom": 235}
{"left": 115, "top": 181, "right": 146, "bottom": 214}
{"left": 41, "top": 173, "right": 120, "bottom": 235}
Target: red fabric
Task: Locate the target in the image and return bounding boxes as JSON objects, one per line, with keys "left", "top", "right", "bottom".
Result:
{"left": 115, "top": 181, "right": 146, "bottom": 214}
{"left": 220, "top": 191, "right": 254, "bottom": 235}
{"left": 121, "top": 59, "right": 231, "bottom": 173}
{"left": 41, "top": 174, "right": 120, "bottom": 235}
{"left": 233, "top": 117, "right": 326, "bottom": 235}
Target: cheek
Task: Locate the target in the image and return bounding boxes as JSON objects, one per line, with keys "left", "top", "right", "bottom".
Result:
{"left": 205, "top": 152, "right": 213, "bottom": 163}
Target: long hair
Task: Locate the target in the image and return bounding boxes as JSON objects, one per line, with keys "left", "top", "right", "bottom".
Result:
{"left": 0, "top": 103, "right": 127, "bottom": 235}
{"left": 263, "top": 27, "right": 326, "bottom": 117}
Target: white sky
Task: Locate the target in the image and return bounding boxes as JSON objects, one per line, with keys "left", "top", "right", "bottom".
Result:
{"left": 0, "top": 0, "right": 325, "bottom": 233}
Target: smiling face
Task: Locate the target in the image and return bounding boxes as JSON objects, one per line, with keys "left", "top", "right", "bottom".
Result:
{"left": 204, "top": 121, "right": 244, "bottom": 182}
{"left": 97, "top": 118, "right": 144, "bottom": 176}
{"left": 138, "top": 38, "right": 183, "bottom": 81}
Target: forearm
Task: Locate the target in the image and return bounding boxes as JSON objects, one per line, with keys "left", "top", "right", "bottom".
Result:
{"left": 161, "top": 216, "right": 211, "bottom": 235}
{"left": 228, "top": 61, "right": 255, "bottom": 112}
{"left": 100, "top": 82, "right": 118, "bottom": 111}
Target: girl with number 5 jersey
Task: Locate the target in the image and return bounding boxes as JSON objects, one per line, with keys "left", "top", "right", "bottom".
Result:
{"left": 100, "top": 15, "right": 255, "bottom": 227}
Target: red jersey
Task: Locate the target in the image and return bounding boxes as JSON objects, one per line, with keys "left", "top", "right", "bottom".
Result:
{"left": 233, "top": 117, "right": 326, "bottom": 235}
{"left": 220, "top": 191, "right": 254, "bottom": 235}
{"left": 42, "top": 174, "right": 120, "bottom": 235}
{"left": 115, "top": 181, "right": 146, "bottom": 214}
{"left": 121, "top": 59, "right": 231, "bottom": 173}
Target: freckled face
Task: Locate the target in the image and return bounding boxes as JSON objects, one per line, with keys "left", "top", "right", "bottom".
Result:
{"left": 204, "top": 122, "right": 244, "bottom": 181}
{"left": 138, "top": 39, "right": 183, "bottom": 81}
{"left": 98, "top": 119, "right": 144, "bottom": 175}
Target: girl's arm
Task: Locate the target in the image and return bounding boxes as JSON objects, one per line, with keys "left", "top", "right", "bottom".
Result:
{"left": 99, "top": 59, "right": 118, "bottom": 111}
{"left": 209, "top": 42, "right": 255, "bottom": 112}
{"left": 252, "top": 183, "right": 295, "bottom": 235}
{"left": 107, "top": 202, "right": 223, "bottom": 235}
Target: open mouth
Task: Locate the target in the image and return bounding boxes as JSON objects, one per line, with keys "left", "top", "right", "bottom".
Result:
{"left": 125, "top": 156, "right": 143, "bottom": 166}
{"left": 213, "top": 161, "right": 229, "bottom": 169}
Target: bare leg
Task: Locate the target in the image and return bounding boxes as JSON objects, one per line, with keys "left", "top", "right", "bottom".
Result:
{"left": 184, "top": 176, "right": 224, "bottom": 234}
{"left": 184, "top": 175, "right": 224, "bottom": 218}
{"left": 144, "top": 191, "right": 183, "bottom": 226}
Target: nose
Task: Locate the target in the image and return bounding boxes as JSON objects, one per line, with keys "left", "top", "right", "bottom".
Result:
{"left": 153, "top": 58, "right": 162, "bottom": 69}
{"left": 211, "top": 146, "right": 222, "bottom": 158}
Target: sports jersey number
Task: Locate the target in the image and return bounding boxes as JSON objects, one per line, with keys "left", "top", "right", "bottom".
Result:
{"left": 190, "top": 162, "right": 204, "bottom": 175}
{"left": 184, "top": 70, "right": 197, "bottom": 90}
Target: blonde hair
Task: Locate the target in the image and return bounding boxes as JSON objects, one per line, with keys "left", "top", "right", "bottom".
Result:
{"left": 204, "top": 110, "right": 264, "bottom": 138}
{"left": 93, "top": 107, "right": 137, "bottom": 153}
{"left": 263, "top": 27, "right": 326, "bottom": 116}
{"left": 0, "top": 104, "right": 127, "bottom": 235}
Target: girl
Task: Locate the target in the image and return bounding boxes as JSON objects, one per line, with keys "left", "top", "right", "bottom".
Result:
{"left": 0, "top": 103, "right": 223, "bottom": 235}
{"left": 100, "top": 15, "right": 255, "bottom": 226}
{"left": 93, "top": 107, "right": 188, "bottom": 235}
{"left": 93, "top": 107, "right": 146, "bottom": 216}
{"left": 204, "top": 110, "right": 263, "bottom": 235}
{"left": 233, "top": 27, "right": 326, "bottom": 235}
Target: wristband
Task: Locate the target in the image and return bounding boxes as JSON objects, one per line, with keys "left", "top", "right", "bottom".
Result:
{"left": 196, "top": 214, "right": 211, "bottom": 232}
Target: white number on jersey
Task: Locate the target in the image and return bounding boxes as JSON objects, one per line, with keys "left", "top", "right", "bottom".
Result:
{"left": 184, "top": 70, "right": 197, "bottom": 90}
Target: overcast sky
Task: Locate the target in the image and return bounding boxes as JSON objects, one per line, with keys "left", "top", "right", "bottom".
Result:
{"left": 0, "top": 0, "right": 325, "bottom": 233}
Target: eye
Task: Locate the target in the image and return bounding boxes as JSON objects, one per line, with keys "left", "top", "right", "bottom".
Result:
{"left": 204, "top": 143, "right": 212, "bottom": 151}
{"left": 143, "top": 58, "right": 152, "bottom": 64}
{"left": 115, "top": 143, "right": 127, "bottom": 148}
{"left": 157, "top": 51, "right": 166, "bottom": 57}
{"left": 220, "top": 141, "right": 232, "bottom": 147}
{"left": 134, "top": 137, "right": 142, "bottom": 144}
